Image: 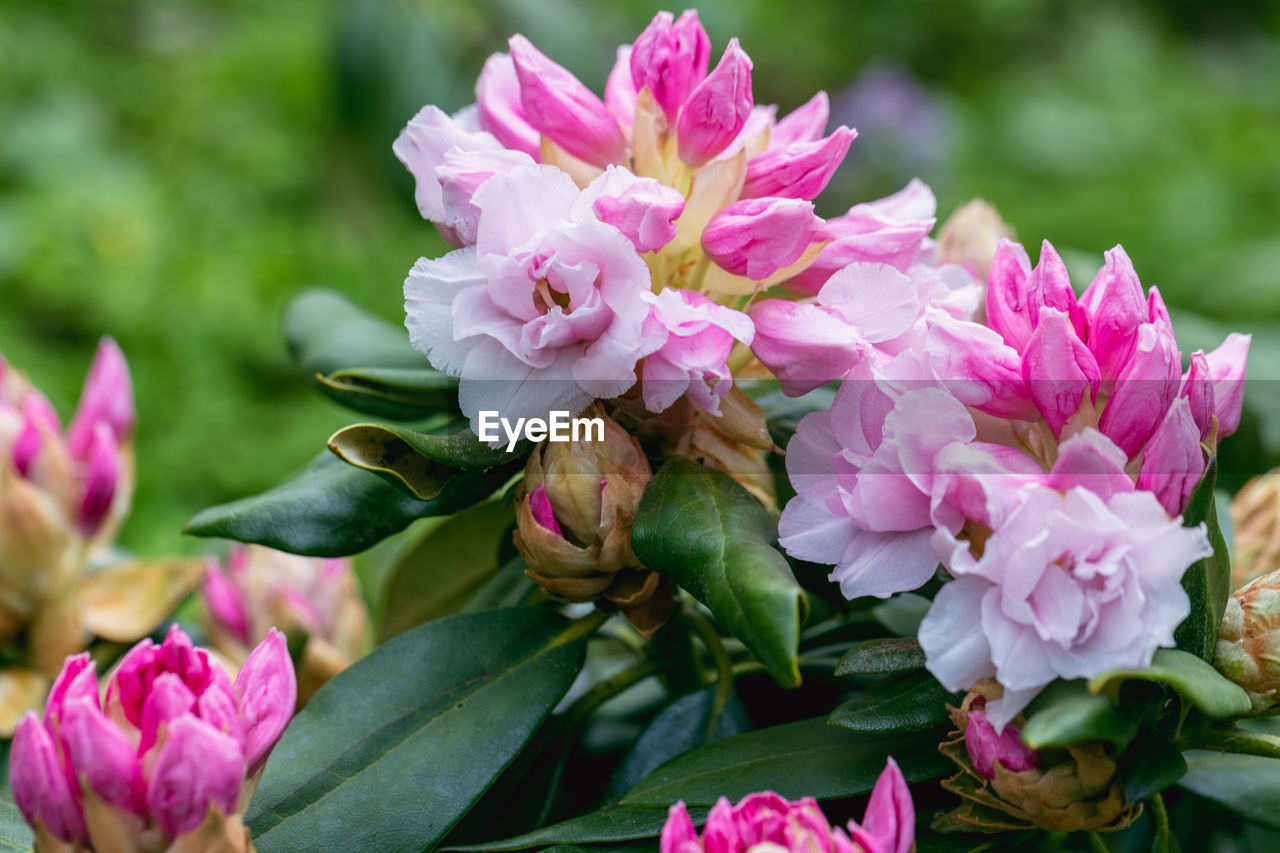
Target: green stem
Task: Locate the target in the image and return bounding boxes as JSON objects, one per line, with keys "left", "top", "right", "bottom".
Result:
{"left": 1185, "top": 725, "right": 1280, "bottom": 760}
{"left": 689, "top": 251, "right": 712, "bottom": 292}
{"left": 553, "top": 608, "right": 609, "bottom": 647}
{"left": 1150, "top": 791, "right": 1172, "bottom": 853}
{"left": 682, "top": 608, "right": 734, "bottom": 742}
{"left": 564, "top": 658, "right": 664, "bottom": 726}
{"left": 1085, "top": 831, "right": 1109, "bottom": 853}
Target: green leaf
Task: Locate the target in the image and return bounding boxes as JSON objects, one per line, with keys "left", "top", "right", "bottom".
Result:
{"left": 631, "top": 460, "right": 807, "bottom": 687}
{"left": 1089, "top": 648, "right": 1251, "bottom": 719}
{"left": 1178, "top": 751, "right": 1280, "bottom": 830}
{"left": 0, "top": 792, "right": 34, "bottom": 851}
{"left": 618, "top": 717, "right": 951, "bottom": 807}
{"left": 327, "top": 422, "right": 520, "bottom": 501}
{"left": 377, "top": 501, "right": 515, "bottom": 641}
{"left": 835, "top": 637, "right": 926, "bottom": 676}
{"left": 284, "top": 289, "right": 426, "bottom": 379}
{"left": 1174, "top": 453, "right": 1232, "bottom": 660}
{"left": 871, "top": 593, "right": 932, "bottom": 637}
{"left": 316, "top": 366, "right": 458, "bottom": 421}
{"left": 185, "top": 451, "right": 512, "bottom": 557}
{"left": 829, "top": 671, "right": 960, "bottom": 734}
{"left": 444, "top": 805, "right": 705, "bottom": 851}
{"left": 246, "top": 608, "right": 590, "bottom": 853}
{"left": 1020, "top": 680, "right": 1138, "bottom": 749}
{"left": 1118, "top": 727, "right": 1187, "bottom": 803}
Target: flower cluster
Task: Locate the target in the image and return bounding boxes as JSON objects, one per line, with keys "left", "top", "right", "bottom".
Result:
{"left": 10, "top": 625, "right": 295, "bottom": 851}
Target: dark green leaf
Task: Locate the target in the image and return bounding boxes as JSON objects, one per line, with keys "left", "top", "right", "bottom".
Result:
{"left": 377, "top": 501, "right": 515, "bottom": 640}
{"left": 0, "top": 792, "right": 33, "bottom": 851}
{"left": 829, "top": 671, "right": 959, "bottom": 734}
{"left": 1020, "top": 680, "right": 1138, "bottom": 749}
{"left": 316, "top": 366, "right": 457, "bottom": 420}
{"left": 1178, "top": 751, "right": 1280, "bottom": 830}
{"left": 1090, "top": 648, "right": 1251, "bottom": 719}
{"left": 185, "top": 451, "right": 512, "bottom": 557}
{"left": 328, "top": 422, "right": 521, "bottom": 500}
{"left": 1119, "top": 727, "right": 1187, "bottom": 803}
{"left": 1174, "top": 454, "right": 1232, "bottom": 660}
{"left": 835, "top": 637, "right": 926, "bottom": 676}
{"left": 604, "top": 686, "right": 751, "bottom": 802}
{"left": 284, "top": 289, "right": 426, "bottom": 379}
{"left": 246, "top": 608, "right": 590, "bottom": 853}
{"left": 619, "top": 717, "right": 950, "bottom": 807}
{"left": 444, "top": 805, "right": 705, "bottom": 851}
{"left": 631, "top": 460, "right": 807, "bottom": 687}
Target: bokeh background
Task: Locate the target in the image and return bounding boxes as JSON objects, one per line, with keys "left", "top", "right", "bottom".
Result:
{"left": 2, "top": 0, "right": 1279, "bottom": 558}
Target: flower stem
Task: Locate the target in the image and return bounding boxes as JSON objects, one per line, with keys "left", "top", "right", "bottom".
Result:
{"left": 1085, "top": 831, "right": 1109, "bottom": 853}
{"left": 1185, "top": 725, "right": 1280, "bottom": 760}
{"left": 1150, "top": 791, "right": 1172, "bottom": 853}
{"left": 564, "top": 658, "right": 664, "bottom": 726}
{"left": 682, "top": 607, "right": 734, "bottom": 742}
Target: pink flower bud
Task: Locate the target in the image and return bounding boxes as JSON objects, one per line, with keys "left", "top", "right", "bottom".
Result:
{"left": 529, "top": 484, "right": 564, "bottom": 537}
{"left": 676, "top": 38, "right": 753, "bottom": 167}
{"left": 67, "top": 337, "right": 134, "bottom": 459}
{"left": 660, "top": 801, "right": 698, "bottom": 853}
{"left": 140, "top": 672, "right": 197, "bottom": 755}
{"left": 147, "top": 715, "right": 244, "bottom": 837}
{"left": 1026, "top": 241, "right": 1086, "bottom": 342}
{"left": 77, "top": 420, "right": 121, "bottom": 534}
{"left": 740, "top": 126, "right": 856, "bottom": 200}
{"left": 475, "top": 52, "right": 541, "bottom": 158}
{"left": 964, "top": 709, "right": 1040, "bottom": 779}
{"left": 769, "top": 91, "right": 830, "bottom": 149}
{"left": 203, "top": 556, "right": 252, "bottom": 646}
{"left": 1204, "top": 332, "right": 1251, "bottom": 439}
{"left": 630, "top": 10, "right": 711, "bottom": 125}
{"left": 927, "top": 312, "right": 1037, "bottom": 421}
{"left": 985, "top": 239, "right": 1034, "bottom": 352}
{"left": 1082, "top": 245, "right": 1148, "bottom": 381}
{"left": 702, "top": 197, "right": 820, "bottom": 280}
{"left": 577, "top": 166, "right": 685, "bottom": 253}
{"left": 1148, "top": 284, "right": 1172, "bottom": 329}
{"left": 604, "top": 45, "right": 638, "bottom": 131}
{"left": 849, "top": 758, "right": 915, "bottom": 853}
{"left": 11, "top": 393, "right": 59, "bottom": 477}
{"left": 509, "top": 35, "right": 627, "bottom": 168}
{"left": 1097, "top": 322, "right": 1181, "bottom": 458}
{"left": 1043, "top": 428, "right": 1134, "bottom": 501}
{"left": 105, "top": 638, "right": 159, "bottom": 728}
{"left": 45, "top": 652, "right": 98, "bottom": 731}
{"left": 59, "top": 697, "right": 147, "bottom": 816}
{"left": 1021, "top": 307, "right": 1101, "bottom": 437}
{"left": 1181, "top": 350, "right": 1215, "bottom": 441}
{"left": 1137, "top": 398, "right": 1206, "bottom": 516}
{"left": 235, "top": 627, "right": 297, "bottom": 775}
{"left": 10, "top": 712, "right": 85, "bottom": 843}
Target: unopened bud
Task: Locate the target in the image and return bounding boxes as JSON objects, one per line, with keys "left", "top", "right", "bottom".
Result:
{"left": 1232, "top": 471, "right": 1280, "bottom": 589}
{"left": 936, "top": 199, "right": 1012, "bottom": 285}
{"left": 1215, "top": 567, "right": 1280, "bottom": 712}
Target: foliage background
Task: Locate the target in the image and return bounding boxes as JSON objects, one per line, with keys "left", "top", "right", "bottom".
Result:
{"left": 2, "top": 0, "right": 1279, "bottom": 560}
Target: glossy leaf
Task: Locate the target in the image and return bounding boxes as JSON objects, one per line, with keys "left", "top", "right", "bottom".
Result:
{"left": 0, "top": 792, "right": 33, "bottom": 852}
{"left": 632, "top": 460, "right": 807, "bottom": 686}
{"left": 1020, "top": 680, "right": 1138, "bottom": 749}
{"left": 186, "top": 451, "right": 513, "bottom": 558}
{"left": 316, "top": 366, "right": 458, "bottom": 420}
{"left": 444, "top": 805, "right": 706, "bottom": 851}
{"left": 1118, "top": 727, "right": 1186, "bottom": 803}
{"left": 378, "top": 501, "right": 515, "bottom": 640}
{"left": 835, "top": 637, "right": 926, "bottom": 676}
{"left": 618, "top": 717, "right": 950, "bottom": 807}
{"left": 328, "top": 422, "right": 521, "bottom": 500}
{"left": 284, "top": 289, "right": 426, "bottom": 379}
{"left": 1174, "top": 453, "right": 1232, "bottom": 660}
{"left": 1178, "top": 751, "right": 1280, "bottom": 830}
{"left": 829, "top": 672, "right": 959, "bottom": 734}
{"left": 1089, "top": 648, "right": 1251, "bottom": 719}
{"left": 246, "top": 608, "right": 590, "bottom": 853}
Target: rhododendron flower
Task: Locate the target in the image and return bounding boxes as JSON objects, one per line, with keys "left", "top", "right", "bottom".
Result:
{"left": 10, "top": 625, "right": 295, "bottom": 850}
{"left": 641, "top": 288, "right": 753, "bottom": 415}
{"left": 661, "top": 759, "right": 913, "bottom": 853}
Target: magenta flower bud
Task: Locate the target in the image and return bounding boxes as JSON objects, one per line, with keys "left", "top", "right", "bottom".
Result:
{"left": 235, "top": 627, "right": 297, "bottom": 775}
{"left": 60, "top": 696, "right": 147, "bottom": 816}
{"left": 11, "top": 392, "right": 60, "bottom": 477}
{"left": 77, "top": 420, "right": 121, "bottom": 534}
{"left": 577, "top": 166, "right": 686, "bottom": 253}
{"left": 529, "top": 484, "right": 564, "bottom": 537}
{"left": 10, "top": 712, "right": 86, "bottom": 843}
{"left": 927, "top": 312, "right": 1037, "bottom": 421}
{"left": 740, "top": 126, "right": 856, "bottom": 200}
{"left": 849, "top": 758, "right": 915, "bottom": 853}
{"left": 985, "top": 239, "right": 1034, "bottom": 352}
{"left": 509, "top": 35, "right": 628, "bottom": 168}
{"left": 1137, "top": 398, "right": 1206, "bottom": 516}
{"left": 630, "top": 10, "right": 711, "bottom": 125}
{"left": 1026, "top": 240, "right": 1087, "bottom": 342}
{"left": 769, "top": 91, "right": 830, "bottom": 149}
{"left": 1097, "top": 322, "right": 1181, "bottom": 458}
{"left": 475, "top": 52, "right": 541, "bottom": 158}
{"left": 67, "top": 336, "right": 134, "bottom": 460}
{"left": 1082, "top": 245, "right": 1147, "bottom": 381}
{"left": 45, "top": 651, "right": 98, "bottom": 731}
{"left": 676, "top": 38, "right": 753, "bottom": 167}
{"left": 1204, "top": 332, "right": 1251, "bottom": 439}
{"left": 202, "top": 556, "right": 252, "bottom": 646}
{"left": 660, "top": 801, "right": 698, "bottom": 852}
{"left": 140, "top": 672, "right": 197, "bottom": 755}
{"left": 147, "top": 715, "right": 245, "bottom": 837}
{"left": 1022, "top": 307, "right": 1101, "bottom": 437}
{"left": 1148, "top": 284, "right": 1172, "bottom": 329}
{"left": 105, "top": 638, "right": 159, "bottom": 728}
{"left": 1181, "top": 350, "right": 1215, "bottom": 441}
{"left": 702, "top": 197, "right": 820, "bottom": 280}
{"left": 604, "top": 45, "right": 638, "bottom": 131}
{"left": 964, "top": 709, "right": 1040, "bottom": 779}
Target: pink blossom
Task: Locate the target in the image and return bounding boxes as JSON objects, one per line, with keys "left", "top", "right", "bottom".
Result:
{"left": 10, "top": 626, "right": 296, "bottom": 846}
{"left": 740, "top": 126, "right": 856, "bottom": 200}
{"left": 702, "top": 197, "right": 821, "bottom": 280}
{"left": 475, "top": 52, "right": 541, "bottom": 158}
{"left": 605, "top": 46, "right": 638, "bottom": 132}
{"left": 964, "top": 709, "right": 1040, "bottom": 778}
{"left": 769, "top": 91, "right": 831, "bottom": 149}
{"left": 641, "top": 288, "right": 753, "bottom": 415}
{"left": 1201, "top": 332, "right": 1251, "bottom": 439}
{"left": 1136, "top": 398, "right": 1206, "bottom": 516}
{"left": 405, "top": 164, "right": 663, "bottom": 431}
{"left": 630, "top": 10, "right": 711, "bottom": 125}
{"left": 576, "top": 165, "right": 685, "bottom": 253}
{"left": 676, "top": 38, "right": 753, "bottom": 167}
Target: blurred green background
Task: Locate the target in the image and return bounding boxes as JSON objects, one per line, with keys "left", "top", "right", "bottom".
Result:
{"left": 2, "top": 0, "right": 1278, "bottom": 558}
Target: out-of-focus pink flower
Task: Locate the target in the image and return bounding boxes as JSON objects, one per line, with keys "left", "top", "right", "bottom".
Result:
{"left": 605, "top": 46, "right": 638, "bottom": 132}
{"left": 405, "top": 163, "right": 664, "bottom": 430}
{"left": 10, "top": 626, "right": 295, "bottom": 848}
{"left": 659, "top": 759, "right": 913, "bottom": 853}
{"left": 475, "top": 52, "right": 541, "bottom": 159}
{"left": 1202, "top": 332, "right": 1251, "bottom": 439}
{"left": 509, "top": 35, "right": 628, "bottom": 168}
{"left": 641, "top": 288, "right": 753, "bottom": 415}
{"left": 630, "top": 10, "right": 711, "bottom": 125}
{"left": 576, "top": 165, "right": 685, "bottom": 253}
{"left": 676, "top": 38, "right": 753, "bottom": 167}
{"left": 769, "top": 91, "right": 830, "bottom": 149}
{"left": 67, "top": 337, "right": 135, "bottom": 457}
{"left": 963, "top": 709, "right": 1040, "bottom": 779}
{"left": 702, "top": 197, "right": 821, "bottom": 280}
{"left": 1137, "top": 398, "right": 1206, "bottom": 516}
{"left": 740, "top": 126, "right": 856, "bottom": 201}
